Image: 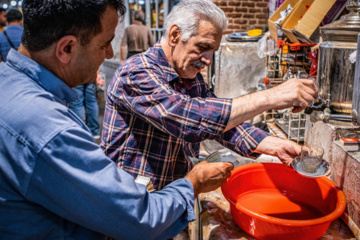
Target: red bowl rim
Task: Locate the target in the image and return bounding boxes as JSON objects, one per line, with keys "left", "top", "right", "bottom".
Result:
{"left": 221, "top": 163, "right": 347, "bottom": 227}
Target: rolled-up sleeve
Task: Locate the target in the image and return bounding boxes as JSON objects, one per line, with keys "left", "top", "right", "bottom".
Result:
{"left": 26, "top": 127, "right": 195, "bottom": 240}
{"left": 215, "top": 122, "right": 269, "bottom": 157}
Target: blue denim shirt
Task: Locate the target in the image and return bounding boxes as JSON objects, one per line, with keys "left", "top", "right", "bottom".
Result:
{"left": 0, "top": 25, "right": 23, "bottom": 61}
{"left": 0, "top": 49, "right": 195, "bottom": 240}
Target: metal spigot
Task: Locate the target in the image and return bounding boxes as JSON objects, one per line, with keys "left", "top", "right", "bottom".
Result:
{"left": 305, "top": 95, "right": 352, "bottom": 122}
{"left": 304, "top": 96, "right": 329, "bottom": 122}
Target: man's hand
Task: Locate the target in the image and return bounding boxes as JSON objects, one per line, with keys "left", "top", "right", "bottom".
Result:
{"left": 96, "top": 73, "right": 105, "bottom": 87}
{"left": 265, "top": 78, "right": 318, "bottom": 113}
{"left": 254, "top": 136, "right": 301, "bottom": 166}
{"left": 225, "top": 78, "right": 318, "bottom": 132}
{"left": 185, "top": 161, "right": 234, "bottom": 196}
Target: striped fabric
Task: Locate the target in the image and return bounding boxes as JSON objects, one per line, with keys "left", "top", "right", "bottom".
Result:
{"left": 101, "top": 44, "right": 269, "bottom": 190}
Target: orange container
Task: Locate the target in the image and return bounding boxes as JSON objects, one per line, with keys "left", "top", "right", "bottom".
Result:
{"left": 221, "top": 163, "right": 346, "bottom": 240}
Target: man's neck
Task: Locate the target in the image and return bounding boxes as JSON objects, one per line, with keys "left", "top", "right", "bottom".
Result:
{"left": 17, "top": 44, "right": 31, "bottom": 59}
{"left": 8, "top": 21, "right": 22, "bottom": 26}
{"left": 132, "top": 20, "right": 142, "bottom": 25}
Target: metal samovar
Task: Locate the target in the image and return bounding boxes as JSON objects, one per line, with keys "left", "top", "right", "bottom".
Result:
{"left": 318, "top": 0, "right": 360, "bottom": 114}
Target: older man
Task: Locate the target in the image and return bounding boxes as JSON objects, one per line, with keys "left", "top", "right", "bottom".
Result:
{"left": 101, "top": 0, "right": 318, "bottom": 190}
{"left": 0, "top": 0, "right": 233, "bottom": 239}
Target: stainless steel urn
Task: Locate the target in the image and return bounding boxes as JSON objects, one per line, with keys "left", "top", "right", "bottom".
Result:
{"left": 318, "top": 0, "right": 360, "bottom": 114}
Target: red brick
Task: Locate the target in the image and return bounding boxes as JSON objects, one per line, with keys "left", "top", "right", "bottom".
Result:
{"left": 234, "top": 7, "right": 248, "bottom": 13}
{"left": 255, "top": 13, "right": 268, "bottom": 19}
{"left": 256, "top": 2, "right": 268, "bottom": 8}
{"left": 249, "top": 20, "right": 257, "bottom": 25}
{"left": 242, "top": 2, "right": 255, "bottom": 7}
{"left": 249, "top": 8, "right": 262, "bottom": 13}
{"left": 233, "top": 19, "right": 247, "bottom": 25}
{"left": 243, "top": 13, "right": 255, "bottom": 18}
{"left": 239, "top": 26, "right": 248, "bottom": 31}
{"left": 228, "top": 24, "right": 244, "bottom": 29}
{"left": 228, "top": 1, "right": 241, "bottom": 7}
{"left": 227, "top": 13, "right": 243, "bottom": 18}
{"left": 213, "top": 1, "right": 228, "bottom": 7}
{"left": 221, "top": 7, "right": 235, "bottom": 13}
{"left": 258, "top": 19, "right": 268, "bottom": 25}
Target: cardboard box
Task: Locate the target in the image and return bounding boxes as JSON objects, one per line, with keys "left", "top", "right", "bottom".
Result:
{"left": 281, "top": 0, "right": 314, "bottom": 42}
{"left": 282, "top": 0, "right": 347, "bottom": 43}
{"left": 268, "top": 0, "right": 300, "bottom": 40}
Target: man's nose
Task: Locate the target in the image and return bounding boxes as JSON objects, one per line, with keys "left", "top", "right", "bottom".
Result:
{"left": 106, "top": 44, "right": 114, "bottom": 59}
{"left": 201, "top": 51, "right": 213, "bottom": 66}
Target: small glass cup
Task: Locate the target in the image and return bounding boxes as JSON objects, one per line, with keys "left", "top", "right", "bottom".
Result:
{"left": 300, "top": 144, "right": 324, "bottom": 173}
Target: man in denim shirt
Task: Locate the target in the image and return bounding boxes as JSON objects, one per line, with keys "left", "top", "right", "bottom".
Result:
{"left": 0, "top": 0, "right": 233, "bottom": 239}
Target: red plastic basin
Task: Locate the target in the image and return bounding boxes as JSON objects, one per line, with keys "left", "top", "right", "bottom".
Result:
{"left": 221, "top": 163, "right": 346, "bottom": 240}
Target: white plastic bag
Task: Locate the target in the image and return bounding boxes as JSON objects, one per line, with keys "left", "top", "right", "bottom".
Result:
{"left": 258, "top": 32, "right": 277, "bottom": 59}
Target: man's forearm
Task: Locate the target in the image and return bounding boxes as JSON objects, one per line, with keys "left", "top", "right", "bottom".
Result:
{"left": 224, "top": 91, "right": 270, "bottom": 132}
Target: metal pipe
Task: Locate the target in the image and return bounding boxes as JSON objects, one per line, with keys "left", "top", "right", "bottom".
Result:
{"left": 329, "top": 114, "right": 352, "bottom": 121}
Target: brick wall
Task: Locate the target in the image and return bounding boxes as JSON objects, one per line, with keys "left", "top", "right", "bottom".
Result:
{"left": 212, "top": 0, "right": 269, "bottom": 34}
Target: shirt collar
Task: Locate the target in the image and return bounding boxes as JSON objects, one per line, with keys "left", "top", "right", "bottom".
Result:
{"left": 4, "top": 25, "right": 23, "bottom": 30}
{"left": 6, "top": 49, "right": 77, "bottom": 105}
{"left": 148, "top": 43, "right": 180, "bottom": 83}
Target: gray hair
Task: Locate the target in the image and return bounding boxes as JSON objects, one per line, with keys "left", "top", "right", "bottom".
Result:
{"left": 133, "top": 10, "right": 144, "bottom": 22}
{"left": 161, "top": 0, "right": 228, "bottom": 42}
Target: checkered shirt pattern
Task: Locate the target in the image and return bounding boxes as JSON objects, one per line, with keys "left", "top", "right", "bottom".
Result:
{"left": 101, "top": 44, "right": 269, "bottom": 189}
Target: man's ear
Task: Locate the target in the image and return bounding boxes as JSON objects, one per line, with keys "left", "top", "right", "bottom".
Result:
{"left": 167, "top": 24, "right": 181, "bottom": 47}
{"left": 55, "top": 35, "right": 78, "bottom": 64}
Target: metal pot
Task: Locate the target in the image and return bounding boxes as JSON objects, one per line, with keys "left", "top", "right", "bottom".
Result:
{"left": 318, "top": 0, "right": 360, "bottom": 114}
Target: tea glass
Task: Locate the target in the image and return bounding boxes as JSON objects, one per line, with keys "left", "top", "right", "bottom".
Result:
{"left": 300, "top": 144, "right": 324, "bottom": 173}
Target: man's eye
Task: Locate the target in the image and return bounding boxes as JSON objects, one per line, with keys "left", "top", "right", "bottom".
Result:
{"left": 102, "top": 42, "right": 111, "bottom": 48}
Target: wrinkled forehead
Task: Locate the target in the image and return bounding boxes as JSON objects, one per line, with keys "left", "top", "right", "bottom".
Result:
{"left": 192, "top": 21, "right": 222, "bottom": 47}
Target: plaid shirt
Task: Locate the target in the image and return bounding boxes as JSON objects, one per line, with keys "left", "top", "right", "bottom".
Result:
{"left": 101, "top": 43, "right": 269, "bottom": 190}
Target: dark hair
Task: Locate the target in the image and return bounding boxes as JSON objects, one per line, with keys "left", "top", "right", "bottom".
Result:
{"left": 22, "top": 0, "right": 126, "bottom": 52}
{"left": 0, "top": 8, "right": 5, "bottom": 14}
{"left": 5, "top": 9, "right": 23, "bottom": 23}
{"left": 133, "top": 10, "right": 144, "bottom": 22}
